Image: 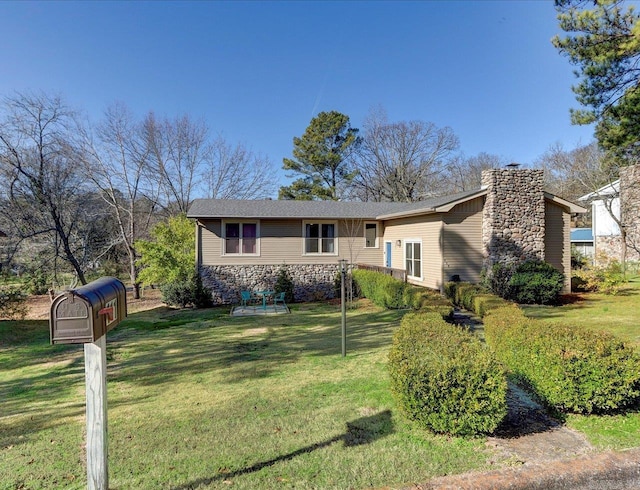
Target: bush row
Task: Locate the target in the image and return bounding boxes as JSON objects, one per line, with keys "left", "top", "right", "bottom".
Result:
{"left": 352, "top": 269, "right": 409, "bottom": 309}
{"left": 444, "top": 281, "right": 512, "bottom": 317}
{"left": 484, "top": 306, "right": 640, "bottom": 414}
{"left": 352, "top": 269, "right": 453, "bottom": 318}
{"left": 388, "top": 312, "right": 507, "bottom": 436}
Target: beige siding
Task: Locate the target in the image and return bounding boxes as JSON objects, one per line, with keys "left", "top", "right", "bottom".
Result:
{"left": 198, "top": 218, "right": 382, "bottom": 266}
{"left": 545, "top": 201, "right": 571, "bottom": 292}
{"left": 442, "top": 197, "right": 484, "bottom": 284}
{"left": 382, "top": 214, "right": 443, "bottom": 290}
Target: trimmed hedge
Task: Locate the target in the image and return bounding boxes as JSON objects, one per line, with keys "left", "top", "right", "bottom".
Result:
{"left": 352, "top": 269, "right": 409, "bottom": 309}
{"left": 388, "top": 312, "right": 507, "bottom": 436}
{"left": 484, "top": 306, "right": 640, "bottom": 414}
{"left": 408, "top": 288, "right": 454, "bottom": 319}
{"left": 444, "top": 281, "right": 512, "bottom": 318}
{"left": 352, "top": 269, "right": 454, "bottom": 318}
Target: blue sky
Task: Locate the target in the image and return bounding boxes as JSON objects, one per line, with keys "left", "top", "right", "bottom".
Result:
{"left": 2, "top": 1, "right": 594, "bottom": 192}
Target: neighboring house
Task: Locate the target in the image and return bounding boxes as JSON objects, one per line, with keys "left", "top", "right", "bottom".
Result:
{"left": 578, "top": 165, "right": 640, "bottom": 263}
{"left": 187, "top": 169, "right": 584, "bottom": 304}
{"left": 570, "top": 228, "right": 594, "bottom": 258}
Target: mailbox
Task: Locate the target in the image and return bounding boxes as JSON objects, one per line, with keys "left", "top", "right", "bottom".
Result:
{"left": 50, "top": 277, "right": 127, "bottom": 344}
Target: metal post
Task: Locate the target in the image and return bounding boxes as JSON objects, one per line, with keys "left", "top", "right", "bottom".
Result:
{"left": 339, "top": 259, "right": 347, "bottom": 357}
{"left": 84, "top": 335, "right": 108, "bottom": 490}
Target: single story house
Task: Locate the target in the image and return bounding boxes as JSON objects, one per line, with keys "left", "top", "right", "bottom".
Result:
{"left": 187, "top": 169, "right": 585, "bottom": 304}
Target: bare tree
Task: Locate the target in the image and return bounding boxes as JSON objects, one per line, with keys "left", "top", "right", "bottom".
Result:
{"left": 535, "top": 141, "right": 639, "bottom": 267}
{"left": 144, "top": 112, "right": 208, "bottom": 214}
{"left": 353, "top": 110, "right": 459, "bottom": 202}
{"left": 206, "top": 136, "right": 277, "bottom": 199}
{"left": 443, "top": 153, "right": 507, "bottom": 194}
{"left": 83, "top": 102, "right": 160, "bottom": 298}
{"left": 535, "top": 142, "right": 605, "bottom": 204}
{"left": 0, "top": 92, "right": 96, "bottom": 285}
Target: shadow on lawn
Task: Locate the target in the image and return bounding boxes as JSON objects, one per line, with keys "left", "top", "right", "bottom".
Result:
{"left": 106, "top": 307, "right": 402, "bottom": 388}
{"left": 171, "top": 410, "right": 394, "bottom": 489}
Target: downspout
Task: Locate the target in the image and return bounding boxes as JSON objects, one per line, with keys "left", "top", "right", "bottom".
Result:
{"left": 195, "top": 220, "right": 203, "bottom": 274}
{"left": 439, "top": 220, "right": 445, "bottom": 294}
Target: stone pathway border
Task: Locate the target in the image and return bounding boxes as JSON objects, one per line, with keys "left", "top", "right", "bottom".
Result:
{"left": 407, "top": 447, "right": 640, "bottom": 489}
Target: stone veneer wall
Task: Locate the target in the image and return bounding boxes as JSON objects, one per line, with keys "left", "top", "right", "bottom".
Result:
{"left": 481, "top": 169, "right": 546, "bottom": 273}
{"left": 200, "top": 264, "right": 340, "bottom": 305}
{"left": 619, "top": 165, "right": 640, "bottom": 262}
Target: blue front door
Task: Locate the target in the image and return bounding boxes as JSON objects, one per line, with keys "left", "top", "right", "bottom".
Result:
{"left": 385, "top": 241, "right": 392, "bottom": 268}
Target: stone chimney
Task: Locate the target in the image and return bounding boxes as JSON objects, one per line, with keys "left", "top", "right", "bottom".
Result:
{"left": 481, "top": 168, "right": 546, "bottom": 273}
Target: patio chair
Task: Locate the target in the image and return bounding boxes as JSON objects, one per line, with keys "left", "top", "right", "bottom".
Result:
{"left": 273, "top": 291, "right": 287, "bottom": 310}
{"left": 240, "top": 290, "right": 256, "bottom": 309}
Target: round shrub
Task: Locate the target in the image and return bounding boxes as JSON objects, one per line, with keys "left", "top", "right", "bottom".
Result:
{"left": 506, "top": 260, "right": 564, "bottom": 305}
{"left": 161, "top": 280, "right": 193, "bottom": 308}
{"left": 388, "top": 312, "right": 507, "bottom": 436}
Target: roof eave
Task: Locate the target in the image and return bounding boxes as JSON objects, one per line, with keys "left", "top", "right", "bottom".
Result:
{"left": 376, "top": 189, "right": 488, "bottom": 219}
{"left": 544, "top": 192, "right": 587, "bottom": 213}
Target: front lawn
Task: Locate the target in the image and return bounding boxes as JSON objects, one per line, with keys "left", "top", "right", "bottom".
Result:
{"left": 522, "top": 277, "right": 640, "bottom": 451}
{"left": 1, "top": 301, "right": 495, "bottom": 489}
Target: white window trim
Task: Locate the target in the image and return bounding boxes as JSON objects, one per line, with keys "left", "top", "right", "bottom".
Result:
{"left": 222, "top": 220, "right": 260, "bottom": 256}
{"left": 403, "top": 238, "right": 423, "bottom": 280}
{"left": 302, "top": 220, "right": 339, "bottom": 256}
{"left": 364, "top": 221, "right": 379, "bottom": 248}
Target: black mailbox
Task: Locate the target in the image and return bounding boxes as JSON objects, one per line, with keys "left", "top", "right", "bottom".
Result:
{"left": 50, "top": 277, "right": 127, "bottom": 344}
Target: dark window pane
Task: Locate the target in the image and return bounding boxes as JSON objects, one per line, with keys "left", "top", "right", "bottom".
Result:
{"left": 322, "top": 223, "right": 334, "bottom": 238}
{"left": 365, "top": 223, "right": 376, "bottom": 247}
{"left": 226, "top": 223, "right": 240, "bottom": 238}
{"left": 306, "top": 223, "right": 319, "bottom": 238}
{"left": 243, "top": 223, "right": 256, "bottom": 238}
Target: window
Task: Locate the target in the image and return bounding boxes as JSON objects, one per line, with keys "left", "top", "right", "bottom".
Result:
{"left": 364, "top": 222, "right": 378, "bottom": 248}
{"left": 304, "top": 221, "right": 336, "bottom": 255}
{"left": 224, "top": 221, "right": 258, "bottom": 255}
{"left": 405, "top": 240, "right": 422, "bottom": 279}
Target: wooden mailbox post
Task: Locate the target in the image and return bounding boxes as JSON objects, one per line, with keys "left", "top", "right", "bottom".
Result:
{"left": 50, "top": 277, "right": 127, "bottom": 490}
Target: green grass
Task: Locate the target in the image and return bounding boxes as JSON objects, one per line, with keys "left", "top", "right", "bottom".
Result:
{"left": 522, "top": 276, "right": 640, "bottom": 451}
{"left": 522, "top": 276, "right": 640, "bottom": 347}
{"left": 1, "top": 302, "right": 496, "bottom": 490}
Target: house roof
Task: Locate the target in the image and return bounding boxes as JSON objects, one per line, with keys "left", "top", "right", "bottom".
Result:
{"left": 187, "top": 187, "right": 586, "bottom": 220}
{"left": 578, "top": 180, "right": 620, "bottom": 201}
{"left": 187, "top": 189, "right": 487, "bottom": 220}
{"left": 570, "top": 228, "right": 594, "bottom": 243}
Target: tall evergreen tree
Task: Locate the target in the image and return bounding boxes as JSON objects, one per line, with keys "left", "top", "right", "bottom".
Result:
{"left": 553, "top": 0, "right": 640, "bottom": 125}
{"left": 279, "top": 111, "right": 361, "bottom": 200}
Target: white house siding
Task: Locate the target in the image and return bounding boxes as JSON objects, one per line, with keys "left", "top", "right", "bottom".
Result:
{"left": 593, "top": 198, "right": 621, "bottom": 237}
{"left": 545, "top": 201, "right": 571, "bottom": 293}
{"left": 442, "top": 197, "right": 484, "bottom": 284}
{"left": 382, "top": 214, "right": 443, "bottom": 290}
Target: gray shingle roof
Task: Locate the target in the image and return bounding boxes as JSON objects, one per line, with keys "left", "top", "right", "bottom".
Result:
{"left": 187, "top": 189, "right": 485, "bottom": 220}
